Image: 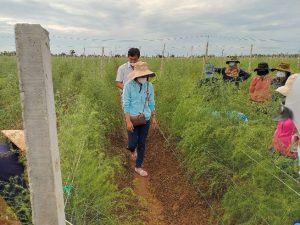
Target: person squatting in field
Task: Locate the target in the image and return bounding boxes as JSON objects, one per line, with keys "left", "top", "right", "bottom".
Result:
{"left": 214, "top": 56, "right": 250, "bottom": 84}
{"left": 271, "top": 62, "right": 292, "bottom": 89}
{"left": 122, "top": 61, "right": 158, "bottom": 177}
{"left": 249, "top": 62, "right": 274, "bottom": 102}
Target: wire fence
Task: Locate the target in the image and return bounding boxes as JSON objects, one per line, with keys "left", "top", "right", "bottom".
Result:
{"left": 0, "top": 32, "right": 299, "bottom": 57}
{"left": 1, "top": 30, "right": 300, "bottom": 224}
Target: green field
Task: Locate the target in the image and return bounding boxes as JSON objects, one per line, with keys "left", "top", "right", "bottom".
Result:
{"left": 0, "top": 55, "right": 300, "bottom": 225}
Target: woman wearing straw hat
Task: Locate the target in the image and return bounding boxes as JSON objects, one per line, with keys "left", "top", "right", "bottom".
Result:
{"left": 123, "top": 61, "right": 157, "bottom": 177}
{"left": 271, "top": 62, "right": 292, "bottom": 89}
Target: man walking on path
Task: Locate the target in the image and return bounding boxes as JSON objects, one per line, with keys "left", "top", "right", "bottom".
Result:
{"left": 116, "top": 48, "right": 140, "bottom": 91}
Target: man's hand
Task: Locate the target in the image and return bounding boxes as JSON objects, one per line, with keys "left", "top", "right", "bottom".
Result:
{"left": 116, "top": 81, "right": 124, "bottom": 90}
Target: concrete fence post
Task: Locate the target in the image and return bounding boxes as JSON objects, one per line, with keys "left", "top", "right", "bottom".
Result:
{"left": 15, "top": 24, "right": 66, "bottom": 225}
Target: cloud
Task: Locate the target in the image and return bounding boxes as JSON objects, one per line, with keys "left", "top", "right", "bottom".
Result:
{"left": 0, "top": 0, "right": 299, "bottom": 55}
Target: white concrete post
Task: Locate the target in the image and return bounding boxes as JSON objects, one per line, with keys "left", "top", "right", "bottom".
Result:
{"left": 202, "top": 40, "right": 209, "bottom": 77}
{"left": 159, "top": 43, "right": 166, "bottom": 77}
{"left": 15, "top": 24, "right": 66, "bottom": 225}
{"left": 248, "top": 44, "right": 253, "bottom": 72}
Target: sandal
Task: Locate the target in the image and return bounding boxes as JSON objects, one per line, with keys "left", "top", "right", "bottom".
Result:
{"left": 135, "top": 167, "right": 148, "bottom": 177}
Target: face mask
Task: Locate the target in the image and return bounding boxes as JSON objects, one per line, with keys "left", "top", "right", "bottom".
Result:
{"left": 276, "top": 71, "right": 286, "bottom": 78}
{"left": 257, "top": 70, "right": 268, "bottom": 76}
{"left": 137, "top": 77, "right": 147, "bottom": 84}
{"left": 229, "top": 62, "right": 236, "bottom": 67}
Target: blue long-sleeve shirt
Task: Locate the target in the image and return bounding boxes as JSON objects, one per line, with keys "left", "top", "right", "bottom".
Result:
{"left": 123, "top": 80, "right": 155, "bottom": 121}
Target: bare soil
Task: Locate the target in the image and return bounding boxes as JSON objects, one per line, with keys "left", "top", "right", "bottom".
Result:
{"left": 112, "top": 127, "right": 210, "bottom": 225}
{"left": 0, "top": 197, "right": 21, "bottom": 225}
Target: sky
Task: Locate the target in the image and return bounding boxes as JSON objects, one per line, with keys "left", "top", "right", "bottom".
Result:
{"left": 0, "top": 0, "right": 299, "bottom": 56}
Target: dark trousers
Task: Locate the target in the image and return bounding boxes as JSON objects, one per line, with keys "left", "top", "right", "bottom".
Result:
{"left": 127, "top": 121, "right": 150, "bottom": 168}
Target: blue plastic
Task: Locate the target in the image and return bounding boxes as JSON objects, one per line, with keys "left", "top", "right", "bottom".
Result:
{"left": 212, "top": 111, "right": 248, "bottom": 123}
{"left": 293, "top": 219, "right": 300, "bottom": 225}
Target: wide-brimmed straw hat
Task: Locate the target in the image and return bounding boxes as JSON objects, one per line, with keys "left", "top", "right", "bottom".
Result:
{"left": 276, "top": 74, "right": 299, "bottom": 96}
{"left": 271, "top": 62, "right": 292, "bottom": 73}
{"left": 127, "top": 61, "right": 155, "bottom": 80}
{"left": 226, "top": 56, "right": 240, "bottom": 64}
{"left": 254, "top": 62, "right": 269, "bottom": 72}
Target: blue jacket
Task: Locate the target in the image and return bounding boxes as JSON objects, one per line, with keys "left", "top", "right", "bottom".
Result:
{"left": 123, "top": 80, "right": 155, "bottom": 121}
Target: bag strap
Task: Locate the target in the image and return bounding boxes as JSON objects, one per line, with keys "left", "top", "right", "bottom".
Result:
{"left": 142, "top": 81, "right": 149, "bottom": 114}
